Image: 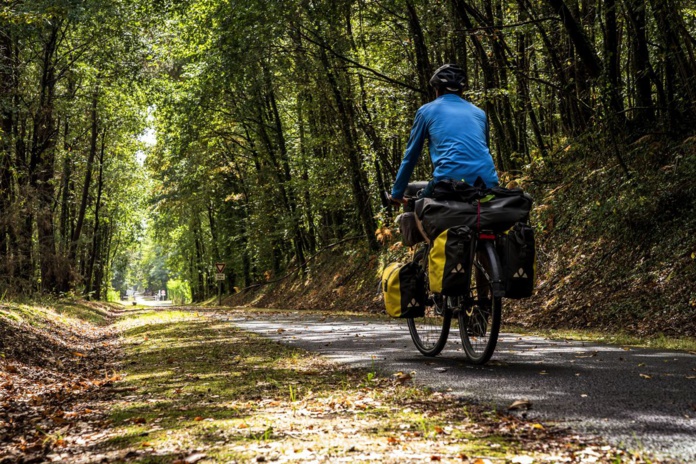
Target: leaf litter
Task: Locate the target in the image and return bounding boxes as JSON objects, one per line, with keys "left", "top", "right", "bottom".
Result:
{"left": 0, "top": 300, "right": 122, "bottom": 463}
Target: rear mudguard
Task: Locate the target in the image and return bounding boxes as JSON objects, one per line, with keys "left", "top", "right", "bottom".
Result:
{"left": 478, "top": 240, "right": 505, "bottom": 298}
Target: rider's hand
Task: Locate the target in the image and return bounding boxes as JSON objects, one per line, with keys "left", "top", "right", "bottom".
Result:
{"left": 389, "top": 194, "right": 408, "bottom": 205}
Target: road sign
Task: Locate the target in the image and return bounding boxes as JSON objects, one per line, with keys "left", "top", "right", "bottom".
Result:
{"left": 215, "top": 262, "right": 226, "bottom": 273}
{"left": 215, "top": 273, "right": 226, "bottom": 281}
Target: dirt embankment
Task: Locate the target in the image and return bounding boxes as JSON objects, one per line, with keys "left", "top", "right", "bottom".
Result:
{"left": 227, "top": 246, "right": 385, "bottom": 313}
{"left": 0, "top": 300, "right": 122, "bottom": 462}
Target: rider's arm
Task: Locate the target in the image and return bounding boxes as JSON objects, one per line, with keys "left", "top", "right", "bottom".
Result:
{"left": 391, "top": 109, "right": 427, "bottom": 199}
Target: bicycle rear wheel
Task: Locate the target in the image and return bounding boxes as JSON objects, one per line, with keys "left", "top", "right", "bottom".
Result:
{"left": 407, "top": 294, "right": 452, "bottom": 356}
{"left": 458, "top": 252, "right": 502, "bottom": 364}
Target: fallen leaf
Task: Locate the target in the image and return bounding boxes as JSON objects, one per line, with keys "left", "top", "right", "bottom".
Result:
{"left": 277, "top": 328, "right": 286, "bottom": 334}
{"left": 193, "top": 416, "right": 204, "bottom": 421}
{"left": 473, "top": 459, "right": 493, "bottom": 464}
{"left": 5, "top": 364, "right": 18, "bottom": 373}
{"left": 508, "top": 399, "right": 532, "bottom": 411}
{"left": 133, "top": 417, "right": 147, "bottom": 424}
{"left": 532, "top": 423, "right": 544, "bottom": 430}
{"left": 431, "top": 456, "right": 441, "bottom": 461}
{"left": 387, "top": 436, "right": 400, "bottom": 444}
{"left": 639, "top": 373, "right": 652, "bottom": 379}
{"left": 184, "top": 453, "right": 207, "bottom": 463}
{"left": 73, "top": 352, "right": 85, "bottom": 357}
{"left": 393, "top": 372, "right": 413, "bottom": 383}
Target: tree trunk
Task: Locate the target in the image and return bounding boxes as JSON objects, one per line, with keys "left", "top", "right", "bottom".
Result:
{"left": 405, "top": 1, "right": 434, "bottom": 102}
{"left": 264, "top": 67, "right": 307, "bottom": 270}
{"left": 624, "top": 0, "right": 654, "bottom": 125}
{"left": 648, "top": 0, "right": 696, "bottom": 126}
{"left": 0, "top": 24, "right": 13, "bottom": 272}
{"left": 545, "top": 0, "right": 602, "bottom": 78}
{"left": 316, "top": 37, "right": 378, "bottom": 250}
{"left": 603, "top": 0, "right": 625, "bottom": 116}
{"left": 85, "top": 130, "right": 105, "bottom": 298}
{"left": 70, "top": 87, "right": 99, "bottom": 262}
{"left": 32, "top": 23, "right": 66, "bottom": 292}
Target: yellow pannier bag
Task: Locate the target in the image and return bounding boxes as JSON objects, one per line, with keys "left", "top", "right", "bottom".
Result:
{"left": 381, "top": 262, "right": 425, "bottom": 318}
{"left": 428, "top": 226, "right": 473, "bottom": 296}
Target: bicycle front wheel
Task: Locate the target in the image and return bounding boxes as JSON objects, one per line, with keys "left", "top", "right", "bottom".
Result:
{"left": 407, "top": 294, "right": 452, "bottom": 357}
{"left": 458, "top": 253, "right": 502, "bottom": 364}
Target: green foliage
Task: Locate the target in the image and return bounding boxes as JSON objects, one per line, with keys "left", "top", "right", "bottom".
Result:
{"left": 167, "top": 279, "right": 192, "bottom": 305}
{"left": 106, "top": 288, "right": 121, "bottom": 302}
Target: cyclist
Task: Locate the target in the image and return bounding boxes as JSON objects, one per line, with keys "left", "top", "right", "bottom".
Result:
{"left": 390, "top": 64, "right": 499, "bottom": 204}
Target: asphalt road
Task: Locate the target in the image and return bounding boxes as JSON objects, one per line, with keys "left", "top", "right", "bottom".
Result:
{"left": 226, "top": 312, "right": 696, "bottom": 462}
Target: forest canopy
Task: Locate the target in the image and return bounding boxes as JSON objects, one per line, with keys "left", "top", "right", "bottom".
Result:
{"left": 1, "top": 0, "right": 695, "bottom": 306}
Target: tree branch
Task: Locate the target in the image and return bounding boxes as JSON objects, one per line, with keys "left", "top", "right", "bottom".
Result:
{"left": 297, "top": 26, "right": 425, "bottom": 94}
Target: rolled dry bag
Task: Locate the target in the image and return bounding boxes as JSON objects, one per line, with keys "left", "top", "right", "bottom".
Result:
{"left": 416, "top": 188, "right": 532, "bottom": 239}
{"left": 428, "top": 226, "right": 473, "bottom": 296}
{"left": 382, "top": 262, "right": 425, "bottom": 318}
{"left": 396, "top": 212, "right": 425, "bottom": 247}
{"left": 416, "top": 198, "right": 477, "bottom": 240}
{"left": 497, "top": 222, "right": 536, "bottom": 299}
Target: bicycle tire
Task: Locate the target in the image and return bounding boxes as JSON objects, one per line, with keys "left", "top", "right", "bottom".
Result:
{"left": 407, "top": 296, "right": 452, "bottom": 356}
{"left": 458, "top": 248, "right": 502, "bottom": 365}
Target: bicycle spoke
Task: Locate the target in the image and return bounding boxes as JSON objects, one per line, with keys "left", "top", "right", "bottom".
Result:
{"left": 458, "top": 250, "right": 501, "bottom": 364}
{"left": 408, "top": 293, "right": 451, "bottom": 357}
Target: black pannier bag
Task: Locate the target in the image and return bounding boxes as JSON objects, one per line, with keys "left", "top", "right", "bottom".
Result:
{"left": 428, "top": 225, "right": 473, "bottom": 296}
{"left": 396, "top": 212, "right": 425, "bottom": 247}
{"left": 415, "top": 186, "right": 532, "bottom": 239}
{"left": 497, "top": 222, "right": 536, "bottom": 299}
{"left": 381, "top": 262, "right": 426, "bottom": 318}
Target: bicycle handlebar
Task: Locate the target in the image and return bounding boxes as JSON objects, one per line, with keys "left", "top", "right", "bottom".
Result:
{"left": 381, "top": 190, "right": 419, "bottom": 212}
{"left": 380, "top": 190, "right": 403, "bottom": 208}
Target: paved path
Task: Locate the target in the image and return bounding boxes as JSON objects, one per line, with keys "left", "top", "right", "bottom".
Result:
{"left": 226, "top": 312, "right": 696, "bottom": 462}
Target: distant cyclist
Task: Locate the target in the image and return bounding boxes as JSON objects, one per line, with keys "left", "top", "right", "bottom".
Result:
{"left": 390, "top": 64, "right": 499, "bottom": 204}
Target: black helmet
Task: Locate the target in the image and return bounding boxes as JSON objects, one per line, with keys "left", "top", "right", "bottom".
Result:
{"left": 429, "top": 64, "right": 465, "bottom": 91}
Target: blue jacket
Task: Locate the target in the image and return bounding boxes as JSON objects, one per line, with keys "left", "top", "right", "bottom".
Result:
{"left": 391, "top": 94, "right": 499, "bottom": 199}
